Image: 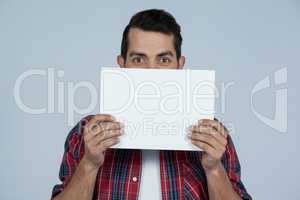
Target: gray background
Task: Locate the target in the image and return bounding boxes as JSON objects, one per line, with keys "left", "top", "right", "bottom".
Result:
{"left": 1, "top": 0, "right": 299, "bottom": 199}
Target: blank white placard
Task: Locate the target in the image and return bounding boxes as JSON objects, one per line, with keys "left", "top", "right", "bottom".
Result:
{"left": 100, "top": 67, "right": 215, "bottom": 151}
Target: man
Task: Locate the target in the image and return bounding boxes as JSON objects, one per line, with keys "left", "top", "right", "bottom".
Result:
{"left": 51, "top": 9, "right": 252, "bottom": 200}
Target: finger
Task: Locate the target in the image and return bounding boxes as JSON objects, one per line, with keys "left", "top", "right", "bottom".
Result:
{"left": 88, "top": 114, "right": 117, "bottom": 130}
{"left": 85, "top": 120, "right": 121, "bottom": 141}
{"left": 84, "top": 114, "right": 116, "bottom": 135}
{"left": 191, "top": 140, "right": 218, "bottom": 157}
{"left": 189, "top": 125, "right": 218, "bottom": 135}
{"left": 93, "top": 114, "right": 116, "bottom": 122}
{"left": 88, "top": 129, "right": 123, "bottom": 145}
{"left": 100, "top": 137, "right": 120, "bottom": 150}
{"left": 190, "top": 132, "right": 221, "bottom": 151}
{"left": 98, "top": 129, "right": 123, "bottom": 144}
{"left": 198, "top": 119, "right": 228, "bottom": 137}
{"left": 98, "top": 122, "right": 124, "bottom": 134}
{"left": 88, "top": 122, "right": 123, "bottom": 141}
{"left": 191, "top": 125, "right": 227, "bottom": 146}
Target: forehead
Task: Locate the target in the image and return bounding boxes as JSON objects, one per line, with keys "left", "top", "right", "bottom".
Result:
{"left": 127, "top": 28, "right": 176, "bottom": 55}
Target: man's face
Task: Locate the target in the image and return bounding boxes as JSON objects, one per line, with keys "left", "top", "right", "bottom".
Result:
{"left": 117, "top": 28, "right": 185, "bottom": 69}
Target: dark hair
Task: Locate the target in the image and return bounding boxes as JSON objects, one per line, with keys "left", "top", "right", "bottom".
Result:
{"left": 121, "top": 9, "right": 182, "bottom": 60}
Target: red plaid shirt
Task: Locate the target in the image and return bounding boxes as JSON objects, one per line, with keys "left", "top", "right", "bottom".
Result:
{"left": 52, "top": 116, "right": 251, "bottom": 200}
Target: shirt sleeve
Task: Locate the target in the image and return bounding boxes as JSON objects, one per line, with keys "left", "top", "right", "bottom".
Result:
{"left": 221, "top": 135, "right": 252, "bottom": 200}
{"left": 51, "top": 116, "right": 91, "bottom": 199}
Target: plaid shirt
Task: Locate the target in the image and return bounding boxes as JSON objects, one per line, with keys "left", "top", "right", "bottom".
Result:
{"left": 52, "top": 116, "right": 252, "bottom": 200}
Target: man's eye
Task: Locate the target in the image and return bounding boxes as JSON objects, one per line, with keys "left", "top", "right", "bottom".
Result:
{"left": 160, "top": 57, "right": 171, "bottom": 64}
{"left": 132, "top": 57, "right": 143, "bottom": 64}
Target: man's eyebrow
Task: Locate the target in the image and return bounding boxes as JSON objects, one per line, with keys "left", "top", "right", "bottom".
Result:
{"left": 157, "top": 51, "right": 174, "bottom": 57}
{"left": 128, "top": 51, "right": 147, "bottom": 57}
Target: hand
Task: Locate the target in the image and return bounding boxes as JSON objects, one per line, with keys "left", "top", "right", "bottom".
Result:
{"left": 187, "top": 119, "right": 228, "bottom": 172}
{"left": 82, "top": 114, "right": 123, "bottom": 170}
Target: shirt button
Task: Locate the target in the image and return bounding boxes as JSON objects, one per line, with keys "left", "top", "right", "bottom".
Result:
{"left": 132, "top": 176, "right": 138, "bottom": 182}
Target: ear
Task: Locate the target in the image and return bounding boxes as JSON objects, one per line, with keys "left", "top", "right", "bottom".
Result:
{"left": 177, "top": 56, "right": 185, "bottom": 69}
{"left": 117, "top": 55, "right": 125, "bottom": 68}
